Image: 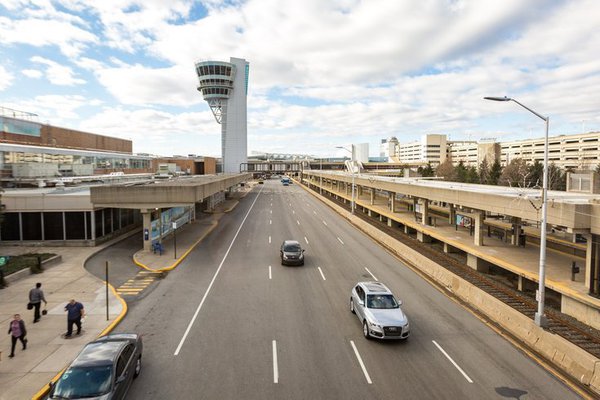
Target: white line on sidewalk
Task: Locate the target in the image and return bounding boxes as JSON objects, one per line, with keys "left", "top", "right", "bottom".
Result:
{"left": 337, "top": 237, "right": 344, "bottom": 245}
{"left": 432, "top": 340, "right": 473, "bottom": 383}
{"left": 350, "top": 340, "right": 372, "bottom": 384}
{"left": 269, "top": 265, "right": 272, "bottom": 280}
{"left": 318, "top": 267, "right": 326, "bottom": 281}
{"left": 273, "top": 340, "right": 279, "bottom": 383}
{"left": 322, "top": 220, "right": 328, "bottom": 226}
{"left": 364, "top": 267, "right": 378, "bottom": 281}
{"left": 173, "top": 186, "right": 264, "bottom": 356}
{"left": 304, "top": 236, "right": 309, "bottom": 244}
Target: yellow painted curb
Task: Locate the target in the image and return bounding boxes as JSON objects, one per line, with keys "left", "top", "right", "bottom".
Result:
{"left": 133, "top": 220, "right": 218, "bottom": 273}
{"left": 32, "top": 282, "right": 128, "bottom": 400}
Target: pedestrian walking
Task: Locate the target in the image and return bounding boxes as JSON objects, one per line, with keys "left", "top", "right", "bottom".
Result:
{"left": 64, "top": 299, "right": 85, "bottom": 337}
{"left": 7, "top": 314, "right": 27, "bottom": 358}
{"left": 29, "top": 282, "right": 47, "bottom": 323}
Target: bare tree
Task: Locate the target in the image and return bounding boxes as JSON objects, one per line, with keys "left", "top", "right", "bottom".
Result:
{"left": 499, "top": 158, "right": 531, "bottom": 187}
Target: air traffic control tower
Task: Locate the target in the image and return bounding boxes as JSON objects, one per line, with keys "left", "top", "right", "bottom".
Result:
{"left": 195, "top": 57, "right": 249, "bottom": 173}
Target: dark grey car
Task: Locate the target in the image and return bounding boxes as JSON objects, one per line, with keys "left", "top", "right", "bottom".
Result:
{"left": 49, "top": 333, "right": 143, "bottom": 399}
{"left": 280, "top": 240, "right": 305, "bottom": 265}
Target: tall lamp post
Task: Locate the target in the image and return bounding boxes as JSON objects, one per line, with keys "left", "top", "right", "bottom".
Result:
{"left": 336, "top": 145, "right": 356, "bottom": 214}
{"left": 484, "top": 96, "right": 549, "bottom": 327}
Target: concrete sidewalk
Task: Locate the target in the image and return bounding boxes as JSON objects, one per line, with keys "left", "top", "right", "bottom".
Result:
{"left": 0, "top": 186, "right": 252, "bottom": 400}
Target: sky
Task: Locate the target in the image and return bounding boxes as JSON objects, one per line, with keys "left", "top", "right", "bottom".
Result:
{"left": 0, "top": 0, "right": 599, "bottom": 159}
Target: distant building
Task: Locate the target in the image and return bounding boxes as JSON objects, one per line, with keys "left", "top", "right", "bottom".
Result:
{"left": 447, "top": 140, "right": 500, "bottom": 167}
{"left": 379, "top": 137, "right": 398, "bottom": 161}
{"left": 353, "top": 143, "right": 369, "bottom": 163}
{"left": 397, "top": 134, "right": 447, "bottom": 166}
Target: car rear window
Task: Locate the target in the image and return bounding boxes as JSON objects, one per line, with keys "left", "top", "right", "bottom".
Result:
{"left": 52, "top": 365, "right": 112, "bottom": 398}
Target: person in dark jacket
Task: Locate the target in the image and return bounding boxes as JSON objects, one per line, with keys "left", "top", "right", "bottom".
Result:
{"left": 64, "top": 299, "right": 85, "bottom": 337}
{"left": 7, "top": 314, "right": 27, "bottom": 358}
{"left": 29, "top": 282, "right": 47, "bottom": 323}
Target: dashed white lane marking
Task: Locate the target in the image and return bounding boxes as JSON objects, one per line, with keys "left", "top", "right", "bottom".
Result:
{"left": 304, "top": 236, "right": 309, "bottom": 244}
{"left": 432, "top": 340, "right": 473, "bottom": 383}
{"left": 313, "top": 211, "right": 317, "bottom": 215}
{"left": 273, "top": 340, "right": 279, "bottom": 383}
{"left": 297, "top": 220, "right": 300, "bottom": 225}
{"left": 269, "top": 236, "right": 272, "bottom": 244}
{"left": 318, "top": 267, "right": 326, "bottom": 281}
{"left": 270, "top": 220, "right": 272, "bottom": 225}
{"left": 270, "top": 210, "right": 272, "bottom": 214}
{"left": 350, "top": 340, "right": 372, "bottom": 384}
{"left": 322, "top": 220, "right": 328, "bottom": 226}
{"left": 269, "top": 266, "right": 272, "bottom": 280}
{"left": 365, "top": 267, "right": 378, "bottom": 281}
{"left": 337, "top": 237, "right": 344, "bottom": 245}
{"left": 292, "top": 210, "right": 295, "bottom": 214}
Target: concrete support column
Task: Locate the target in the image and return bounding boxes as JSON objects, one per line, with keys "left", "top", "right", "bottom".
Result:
{"left": 467, "top": 253, "right": 490, "bottom": 273}
{"left": 404, "top": 225, "right": 410, "bottom": 234}
{"left": 370, "top": 188, "right": 375, "bottom": 205}
{"left": 358, "top": 186, "right": 363, "bottom": 196}
{"left": 449, "top": 204, "right": 456, "bottom": 225}
{"left": 417, "top": 231, "right": 432, "bottom": 243}
{"left": 390, "top": 192, "right": 397, "bottom": 213}
{"left": 443, "top": 243, "right": 458, "bottom": 253}
{"left": 387, "top": 218, "right": 393, "bottom": 227}
{"left": 511, "top": 217, "right": 522, "bottom": 246}
{"left": 141, "top": 209, "right": 152, "bottom": 251}
{"left": 421, "top": 199, "right": 430, "bottom": 226}
{"left": 585, "top": 233, "right": 596, "bottom": 294}
{"left": 517, "top": 276, "right": 524, "bottom": 291}
{"left": 474, "top": 212, "right": 484, "bottom": 247}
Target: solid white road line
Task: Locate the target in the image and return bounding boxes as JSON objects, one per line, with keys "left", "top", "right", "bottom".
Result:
{"left": 269, "top": 236, "right": 272, "bottom": 244}
{"left": 304, "top": 236, "right": 309, "bottom": 244}
{"left": 273, "top": 340, "right": 279, "bottom": 383}
{"left": 173, "top": 186, "right": 264, "bottom": 356}
{"left": 337, "top": 237, "right": 344, "bottom": 245}
{"left": 364, "top": 267, "right": 378, "bottom": 281}
{"left": 432, "top": 340, "right": 473, "bottom": 383}
{"left": 269, "top": 265, "right": 272, "bottom": 280}
{"left": 350, "top": 340, "right": 372, "bottom": 384}
{"left": 318, "top": 267, "right": 326, "bottom": 281}
{"left": 322, "top": 220, "right": 328, "bottom": 226}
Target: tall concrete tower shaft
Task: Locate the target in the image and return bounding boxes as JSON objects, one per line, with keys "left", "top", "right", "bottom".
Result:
{"left": 195, "top": 57, "right": 249, "bottom": 173}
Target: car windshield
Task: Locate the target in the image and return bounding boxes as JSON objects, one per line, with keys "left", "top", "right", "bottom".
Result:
{"left": 366, "top": 294, "right": 399, "bottom": 309}
{"left": 51, "top": 365, "right": 112, "bottom": 399}
{"left": 284, "top": 243, "right": 301, "bottom": 252}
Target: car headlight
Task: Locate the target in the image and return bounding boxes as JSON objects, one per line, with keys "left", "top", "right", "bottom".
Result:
{"left": 368, "top": 320, "right": 381, "bottom": 329}
{"left": 282, "top": 254, "right": 289, "bottom": 259}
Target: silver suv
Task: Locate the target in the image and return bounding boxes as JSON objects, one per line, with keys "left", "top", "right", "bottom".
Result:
{"left": 350, "top": 282, "right": 410, "bottom": 340}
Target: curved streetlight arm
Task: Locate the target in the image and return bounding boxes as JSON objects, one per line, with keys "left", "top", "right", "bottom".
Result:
{"left": 484, "top": 96, "right": 548, "bottom": 122}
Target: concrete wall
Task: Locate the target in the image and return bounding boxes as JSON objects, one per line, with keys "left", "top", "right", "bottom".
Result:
{"left": 12, "top": 163, "right": 59, "bottom": 178}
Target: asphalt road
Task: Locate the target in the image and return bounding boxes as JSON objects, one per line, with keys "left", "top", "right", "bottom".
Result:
{"left": 105, "top": 179, "right": 581, "bottom": 399}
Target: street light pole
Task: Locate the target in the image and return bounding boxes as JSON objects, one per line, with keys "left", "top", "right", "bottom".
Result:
{"left": 484, "top": 96, "right": 549, "bottom": 327}
{"left": 320, "top": 158, "right": 322, "bottom": 195}
{"left": 336, "top": 145, "right": 356, "bottom": 214}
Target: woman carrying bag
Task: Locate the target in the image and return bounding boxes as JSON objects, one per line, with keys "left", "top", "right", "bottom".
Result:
{"left": 7, "top": 314, "right": 27, "bottom": 358}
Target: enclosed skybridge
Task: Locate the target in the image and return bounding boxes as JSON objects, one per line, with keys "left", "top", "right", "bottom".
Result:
{"left": 240, "top": 161, "right": 302, "bottom": 177}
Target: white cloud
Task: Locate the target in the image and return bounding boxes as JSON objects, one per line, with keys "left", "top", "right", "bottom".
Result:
{"left": 0, "top": 16, "right": 97, "bottom": 58}
{"left": 30, "top": 56, "right": 86, "bottom": 85}
{"left": 22, "top": 69, "right": 43, "bottom": 78}
{"left": 0, "top": 65, "right": 15, "bottom": 90}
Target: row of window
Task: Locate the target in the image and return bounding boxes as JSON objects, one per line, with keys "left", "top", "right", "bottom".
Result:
{"left": 201, "top": 87, "right": 230, "bottom": 96}
{"left": 0, "top": 209, "right": 139, "bottom": 241}
{"left": 1, "top": 151, "right": 151, "bottom": 169}
{"left": 196, "top": 64, "right": 232, "bottom": 77}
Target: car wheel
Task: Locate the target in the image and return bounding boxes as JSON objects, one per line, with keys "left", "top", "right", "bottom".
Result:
{"left": 350, "top": 298, "right": 355, "bottom": 314}
{"left": 134, "top": 356, "right": 142, "bottom": 378}
{"left": 363, "top": 321, "right": 371, "bottom": 339}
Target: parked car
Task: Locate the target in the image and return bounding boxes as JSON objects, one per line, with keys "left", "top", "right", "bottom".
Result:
{"left": 280, "top": 240, "right": 305, "bottom": 265}
{"left": 49, "top": 333, "right": 143, "bottom": 399}
{"left": 350, "top": 282, "right": 410, "bottom": 340}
